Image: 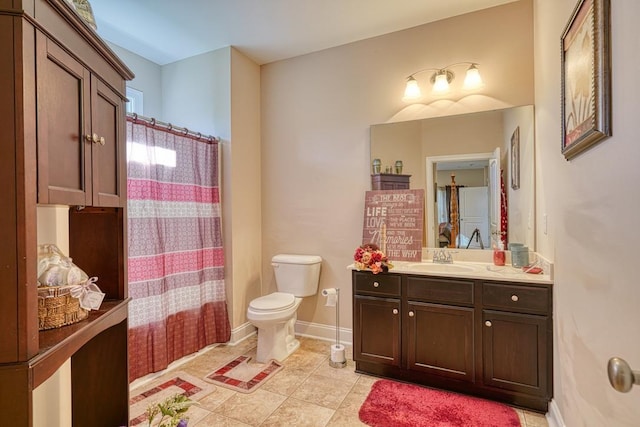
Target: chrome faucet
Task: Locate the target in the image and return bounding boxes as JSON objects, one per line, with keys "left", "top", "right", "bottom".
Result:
{"left": 432, "top": 248, "right": 453, "bottom": 264}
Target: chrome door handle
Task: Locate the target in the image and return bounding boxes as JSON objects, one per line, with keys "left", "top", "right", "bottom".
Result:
{"left": 608, "top": 357, "right": 640, "bottom": 393}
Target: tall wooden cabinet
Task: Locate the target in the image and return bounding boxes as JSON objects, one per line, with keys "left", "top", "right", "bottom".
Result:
{"left": 0, "top": 0, "right": 133, "bottom": 425}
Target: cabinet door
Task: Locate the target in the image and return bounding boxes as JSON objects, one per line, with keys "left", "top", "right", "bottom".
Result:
{"left": 406, "top": 301, "right": 475, "bottom": 382}
{"left": 36, "top": 33, "right": 91, "bottom": 205}
{"left": 90, "top": 76, "right": 125, "bottom": 207}
{"left": 354, "top": 296, "right": 401, "bottom": 367}
{"left": 482, "top": 310, "right": 550, "bottom": 397}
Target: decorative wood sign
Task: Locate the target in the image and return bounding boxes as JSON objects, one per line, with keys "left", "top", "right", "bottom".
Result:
{"left": 362, "top": 189, "right": 424, "bottom": 262}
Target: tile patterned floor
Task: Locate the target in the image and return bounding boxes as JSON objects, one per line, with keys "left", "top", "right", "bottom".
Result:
{"left": 131, "top": 335, "right": 549, "bottom": 427}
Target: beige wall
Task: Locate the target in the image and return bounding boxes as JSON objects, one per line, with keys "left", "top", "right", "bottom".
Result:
{"left": 534, "top": 0, "right": 640, "bottom": 424}
{"left": 261, "top": 0, "right": 533, "bottom": 330}
{"left": 229, "top": 48, "right": 262, "bottom": 328}
{"left": 108, "top": 43, "right": 163, "bottom": 119}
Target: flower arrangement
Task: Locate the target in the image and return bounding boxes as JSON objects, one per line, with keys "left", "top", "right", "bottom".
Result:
{"left": 146, "top": 393, "right": 196, "bottom": 427}
{"left": 353, "top": 243, "right": 393, "bottom": 274}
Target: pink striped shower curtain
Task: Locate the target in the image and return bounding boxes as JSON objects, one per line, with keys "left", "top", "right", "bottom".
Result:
{"left": 126, "top": 117, "right": 230, "bottom": 381}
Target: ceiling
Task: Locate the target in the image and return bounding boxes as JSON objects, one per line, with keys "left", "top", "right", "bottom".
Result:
{"left": 89, "top": 0, "right": 517, "bottom": 66}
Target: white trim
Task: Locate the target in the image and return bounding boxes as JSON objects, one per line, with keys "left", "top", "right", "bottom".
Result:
{"left": 294, "top": 320, "right": 353, "bottom": 346}
{"left": 546, "top": 399, "right": 565, "bottom": 427}
{"left": 229, "top": 322, "right": 257, "bottom": 345}
{"left": 126, "top": 86, "right": 144, "bottom": 115}
{"left": 426, "top": 152, "right": 494, "bottom": 248}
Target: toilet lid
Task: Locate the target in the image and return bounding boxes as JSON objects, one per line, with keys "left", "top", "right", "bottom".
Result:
{"left": 250, "top": 292, "right": 296, "bottom": 311}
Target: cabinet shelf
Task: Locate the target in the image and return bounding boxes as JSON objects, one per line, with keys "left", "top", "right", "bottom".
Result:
{"left": 30, "top": 299, "right": 129, "bottom": 389}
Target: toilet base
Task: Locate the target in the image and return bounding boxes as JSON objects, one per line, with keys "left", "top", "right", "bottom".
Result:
{"left": 254, "top": 315, "right": 300, "bottom": 363}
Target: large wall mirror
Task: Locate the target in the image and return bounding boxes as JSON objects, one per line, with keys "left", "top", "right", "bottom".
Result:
{"left": 370, "top": 105, "right": 535, "bottom": 251}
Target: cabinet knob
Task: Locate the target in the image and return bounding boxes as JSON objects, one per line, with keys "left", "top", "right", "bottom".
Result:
{"left": 392, "top": 309, "right": 398, "bottom": 315}
{"left": 373, "top": 282, "right": 380, "bottom": 288}
{"left": 485, "top": 320, "right": 492, "bottom": 327}
{"left": 511, "top": 295, "right": 519, "bottom": 302}
{"left": 86, "top": 133, "right": 105, "bottom": 145}
{"left": 408, "top": 311, "right": 415, "bottom": 317}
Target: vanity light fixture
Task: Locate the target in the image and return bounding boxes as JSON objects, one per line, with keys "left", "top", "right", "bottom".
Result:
{"left": 403, "top": 62, "right": 483, "bottom": 101}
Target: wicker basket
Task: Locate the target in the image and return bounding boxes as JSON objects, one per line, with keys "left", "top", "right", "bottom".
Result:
{"left": 38, "top": 285, "right": 89, "bottom": 330}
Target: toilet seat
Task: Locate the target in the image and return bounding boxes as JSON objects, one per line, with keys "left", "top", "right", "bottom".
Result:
{"left": 249, "top": 292, "right": 295, "bottom": 312}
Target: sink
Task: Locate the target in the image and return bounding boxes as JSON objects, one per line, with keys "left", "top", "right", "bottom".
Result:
{"left": 406, "top": 263, "right": 476, "bottom": 273}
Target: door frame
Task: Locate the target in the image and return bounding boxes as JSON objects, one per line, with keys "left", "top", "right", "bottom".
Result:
{"left": 425, "top": 151, "right": 498, "bottom": 248}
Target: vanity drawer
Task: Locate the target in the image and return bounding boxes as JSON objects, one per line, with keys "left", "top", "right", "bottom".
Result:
{"left": 406, "top": 276, "right": 474, "bottom": 306}
{"left": 482, "top": 282, "right": 550, "bottom": 315}
{"left": 353, "top": 271, "right": 401, "bottom": 297}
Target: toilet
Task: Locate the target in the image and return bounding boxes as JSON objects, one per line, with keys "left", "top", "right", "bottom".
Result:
{"left": 247, "top": 254, "right": 322, "bottom": 363}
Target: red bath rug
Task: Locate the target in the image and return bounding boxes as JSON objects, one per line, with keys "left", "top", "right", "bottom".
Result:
{"left": 203, "top": 353, "right": 283, "bottom": 393}
{"left": 359, "top": 380, "right": 521, "bottom": 427}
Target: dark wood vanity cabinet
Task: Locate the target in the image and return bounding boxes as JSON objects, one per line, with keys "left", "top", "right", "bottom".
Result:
{"left": 0, "top": 1, "right": 133, "bottom": 425}
{"left": 352, "top": 270, "right": 553, "bottom": 412}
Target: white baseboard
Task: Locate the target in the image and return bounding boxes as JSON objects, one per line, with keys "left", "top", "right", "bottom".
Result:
{"left": 229, "top": 322, "right": 257, "bottom": 345}
{"left": 294, "top": 320, "right": 353, "bottom": 346}
{"left": 546, "top": 399, "right": 565, "bottom": 427}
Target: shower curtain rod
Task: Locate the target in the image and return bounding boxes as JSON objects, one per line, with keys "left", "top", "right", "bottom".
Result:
{"left": 127, "top": 113, "right": 219, "bottom": 143}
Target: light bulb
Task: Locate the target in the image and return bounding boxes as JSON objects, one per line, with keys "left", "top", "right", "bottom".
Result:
{"left": 432, "top": 72, "right": 450, "bottom": 93}
{"left": 403, "top": 77, "right": 421, "bottom": 99}
{"left": 463, "top": 64, "right": 483, "bottom": 90}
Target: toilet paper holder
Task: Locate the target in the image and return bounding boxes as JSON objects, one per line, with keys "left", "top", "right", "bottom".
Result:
{"left": 323, "top": 288, "right": 347, "bottom": 368}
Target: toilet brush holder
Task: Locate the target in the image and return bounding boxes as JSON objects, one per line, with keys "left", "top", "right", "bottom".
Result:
{"left": 329, "top": 344, "right": 347, "bottom": 368}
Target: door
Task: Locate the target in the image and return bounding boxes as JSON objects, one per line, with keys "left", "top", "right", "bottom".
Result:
{"left": 482, "top": 310, "right": 549, "bottom": 397}
{"left": 354, "top": 296, "right": 401, "bottom": 367}
{"left": 459, "top": 186, "right": 489, "bottom": 249}
{"left": 36, "top": 32, "right": 92, "bottom": 205}
{"left": 406, "top": 301, "right": 475, "bottom": 382}
{"left": 91, "top": 76, "right": 125, "bottom": 207}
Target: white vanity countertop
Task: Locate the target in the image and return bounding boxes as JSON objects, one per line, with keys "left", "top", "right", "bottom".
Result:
{"left": 349, "top": 249, "right": 554, "bottom": 284}
{"left": 388, "top": 260, "right": 552, "bottom": 284}
{"left": 348, "top": 257, "right": 553, "bottom": 284}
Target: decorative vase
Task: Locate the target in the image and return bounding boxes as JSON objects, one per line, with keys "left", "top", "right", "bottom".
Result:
{"left": 68, "top": 0, "right": 97, "bottom": 30}
{"left": 372, "top": 158, "right": 381, "bottom": 174}
{"left": 395, "top": 160, "right": 403, "bottom": 174}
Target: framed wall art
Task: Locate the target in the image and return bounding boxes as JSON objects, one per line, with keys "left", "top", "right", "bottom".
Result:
{"left": 510, "top": 126, "right": 520, "bottom": 190}
{"left": 561, "top": 0, "right": 611, "bottom": 160}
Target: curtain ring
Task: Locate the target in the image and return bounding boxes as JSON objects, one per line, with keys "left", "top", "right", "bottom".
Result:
{"left": 132, "top": 113, "right": 138, "bottom": 122}
{"left": 168, "top": 123, "right": 173, "bottom": 131}
{"left": 196, "top": 132, "right": 202, "bottom": 140}
{"left": 183, "top": 127, "right": 189, "bottom": 136}
{"left": 150, "top": 118, "right": 156, "bottom": 126}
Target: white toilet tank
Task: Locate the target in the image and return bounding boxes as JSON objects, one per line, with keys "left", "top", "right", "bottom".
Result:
{"left": 272, "top": 254, "right": 322, "bottom": 297}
